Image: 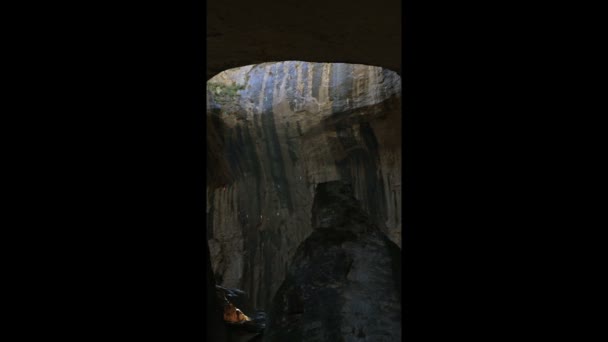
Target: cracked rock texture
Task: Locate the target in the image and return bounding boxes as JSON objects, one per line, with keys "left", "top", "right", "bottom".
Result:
{"left": 264, "top": 181, "right": 401, "bottom": 342}
{"left": 206, "top": 61, "right": 401, "bottom": 311}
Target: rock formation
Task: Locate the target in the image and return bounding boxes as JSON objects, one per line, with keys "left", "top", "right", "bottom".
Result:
{"left": 206, "top": 61, "right": 401, "bottom": 311}
{"left": 264, "top": 181, "right": 401, "bottom": 342}
{"left": 207, "top": 241, "right": 228, "bottom": 341}
{"left": 206, "top": 0, "right": 401, "bottom": 80}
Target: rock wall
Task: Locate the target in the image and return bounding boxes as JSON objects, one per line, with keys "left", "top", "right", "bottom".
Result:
{"left": 264, "top": 181, "right": 401, "bottom": 342}
{"left": 206, "top": 61, "right": 401, "bottom": 310}
{"left": 206, "top": 240, "right": 227, "bottom": 341}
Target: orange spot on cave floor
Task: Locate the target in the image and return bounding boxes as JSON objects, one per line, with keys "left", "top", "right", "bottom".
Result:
{"left": 223, "top": 303, "right": 251, "bottom": 323}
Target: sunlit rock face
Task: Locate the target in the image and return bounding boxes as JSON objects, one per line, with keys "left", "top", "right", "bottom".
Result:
{"left": 264, "top": 181, "right": 401, "bottom": 342}
{"left": 206, "top": 61, "right": 401, "bottom": 310}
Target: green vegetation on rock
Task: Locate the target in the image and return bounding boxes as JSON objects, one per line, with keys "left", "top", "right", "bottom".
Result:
{"left": 208, "top": 82, "right": 245, "bottom": 104}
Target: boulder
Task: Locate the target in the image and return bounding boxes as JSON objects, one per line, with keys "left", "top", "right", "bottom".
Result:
{"left": 265, "top": 181, "right": 401, "bottom": 342}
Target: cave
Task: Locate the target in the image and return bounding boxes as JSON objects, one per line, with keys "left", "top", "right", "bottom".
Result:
{"left": 207, "top": 61, "right": 402, "bottom": 341}
{"left": 24, "top": 0, "right": 566, "bottom": 339}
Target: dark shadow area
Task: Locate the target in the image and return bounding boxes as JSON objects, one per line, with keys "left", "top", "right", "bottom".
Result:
{"left": 19, "top": 0, "right": 582, "bottom": 341}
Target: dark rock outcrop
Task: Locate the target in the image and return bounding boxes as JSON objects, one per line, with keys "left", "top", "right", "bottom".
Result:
{"left": 265, "top": 181, "right": 401, "bottom": 342}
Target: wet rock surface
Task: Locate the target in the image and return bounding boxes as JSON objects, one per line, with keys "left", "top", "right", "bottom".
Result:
{"left": 264, "top": 181, "right": 401, "bottom": 342}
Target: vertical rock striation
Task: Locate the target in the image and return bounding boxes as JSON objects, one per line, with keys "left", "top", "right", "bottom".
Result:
{"left": 206, "top": 61, "right": 401, "bottom": 310}
{"left": 206, "top": 240, "right": 228, "bottom": 341}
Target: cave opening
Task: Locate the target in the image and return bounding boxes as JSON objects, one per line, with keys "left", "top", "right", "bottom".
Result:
{"left": 207, "top": 61, "right": 402, "bottom": 338}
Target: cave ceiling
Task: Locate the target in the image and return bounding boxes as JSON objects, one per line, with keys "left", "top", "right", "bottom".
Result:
{"left": 206, "top": 0, "right": 401, "bottom": 80}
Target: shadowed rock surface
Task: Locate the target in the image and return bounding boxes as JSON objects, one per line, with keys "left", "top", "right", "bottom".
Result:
{"left": 264, "top": 181, "right": 401, "bottom": 342}
{"left": 207, "top": 242, "right": 228, "bottom": 341}
{"left": 207, "top": 62, "right": 401, "bottom": 311}
{"left": 206, "top": 0, "right": 401, "bottom": 81}
{"left": 206, "top": 2, "right": 402, "bottom": 339}
{"left": 224, "top": 313, "right": 266, "bottom": 342}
